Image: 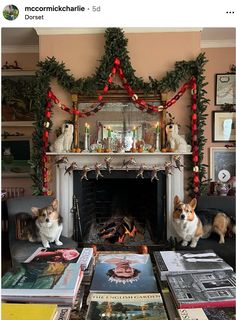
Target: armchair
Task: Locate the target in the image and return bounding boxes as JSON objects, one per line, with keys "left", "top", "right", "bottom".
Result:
{"left": 6, "top": 195, "right": 77, "bottom": 266}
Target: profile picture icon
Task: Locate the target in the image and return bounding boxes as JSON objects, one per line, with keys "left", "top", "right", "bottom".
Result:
{"left": 3, "top": 4, "right": 19, "bottom": 20}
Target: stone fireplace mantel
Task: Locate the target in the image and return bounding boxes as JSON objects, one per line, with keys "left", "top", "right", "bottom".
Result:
{"left": 47, "top": 152, "right": 191, "bottom": 240}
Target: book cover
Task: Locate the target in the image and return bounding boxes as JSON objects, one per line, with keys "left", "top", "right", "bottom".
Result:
{"left": 2, "top": 303, "right": 57, "bottom": 320}
{"left": 153, "top": 250, "right": 233, "bottom": 281}
{"left": 24, "top": 247, "right": 93, "bottom": 269}
{"left": 86, "top": 293, "right": 168, "bottom": 320}
{"left": 167, "top": 270, "right": 236, "bottom": 309}
{"left": 90, "top": 253, "right": 158, "bottom": 293}
{"left": 2, "top": 262, "right": 83, "bottom": 304}
{"left": 178, "top": 307, "right": 236, "bottom": 320}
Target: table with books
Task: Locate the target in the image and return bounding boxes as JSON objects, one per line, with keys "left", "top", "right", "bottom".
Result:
{"left": 2, "top": 247, "right": 236, "bottom": 320}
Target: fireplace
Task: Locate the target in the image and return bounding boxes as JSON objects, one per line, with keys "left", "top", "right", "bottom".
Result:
{"left": 73, "top": 170, "right": 166, "bottom": 245}
{"left": 49, "top": 152, "right": 187, "bottom": 241}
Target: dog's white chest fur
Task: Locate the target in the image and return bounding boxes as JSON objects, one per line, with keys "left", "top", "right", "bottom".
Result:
{"left": 173, "top": 215, "right": 199, "bottom": 242}
{"left": 36, "top": 220, "right": 63, "bottom": 248}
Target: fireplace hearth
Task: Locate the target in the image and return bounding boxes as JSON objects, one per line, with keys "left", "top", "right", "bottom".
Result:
{"left": 73, "top": 170, "right": 166, "bottom": 246}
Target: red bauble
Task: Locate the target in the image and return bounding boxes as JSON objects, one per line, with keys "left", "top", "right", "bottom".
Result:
{"left": 192, "top": 113, "right": 197, "bottom": 121}
{"left": 98, "top": 95, "right": 103, "bottom": 101}
{"left": 111, "top": 67, "right": 116, "bottom": 74}
{"left": 138, "top": 245, "right": 149, "bottom": 254}
{"left": 192, "top": 103, "right": 197, "bottom": 111}
{"left": 193, "top": 175, "right": 199, "bottom": 183}
{"left": 114, "top": 57, "right": 120, "bottom": 65}
{"left": 193, "top": 155, "right": 198, "bottom": 162}
{"left": 192, "top": 124, "right": 197, "bottom": 131}
{"left": 103, "top": 85, "right": 109, "bottom": 93}
{"left": 46, "top": 111, "right": 51, "bottom": 118}
{"left": 118, "top": 68, "right": 124, "bottom": 77}
{"left": 108, "top": 77, "right": 113, "bottom": 84}
{"left": 192, "top": 134, "right": 198, "bottom": 142}
{"left": 192, "top": 145, "right": 198, "bottom": 152}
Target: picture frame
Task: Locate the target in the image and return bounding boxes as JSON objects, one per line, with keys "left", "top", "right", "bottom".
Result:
{"left": 215, "top": 73, "right": 236, "bottom": 105}
{"left": 209, "top": 147, "right": 235, "bottom": 181}
{"left": 212, "top": 111, "right": 236, "bottom": 142}
{"left": 1, "top": 136, "right": 32, "bottom": 177}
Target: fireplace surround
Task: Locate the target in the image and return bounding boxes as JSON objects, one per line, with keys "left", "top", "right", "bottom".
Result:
{"left": 48, "top": 152, "right": 189, "bottom": 242}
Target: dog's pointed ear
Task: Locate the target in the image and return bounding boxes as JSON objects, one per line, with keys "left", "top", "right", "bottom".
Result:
{"left": 174, "top": 195, "right": 181, "bottom": 208}
{"left": 31, "top": 207, "right": 39, "bottom": 216}
{"left": 52, "top": 199, "right": 59, "bottom": 210}
{"left": 189, "top": 197, "right": 197, "bottom": 209}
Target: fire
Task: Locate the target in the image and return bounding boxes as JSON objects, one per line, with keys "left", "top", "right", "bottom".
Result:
{"left": 117, "top": 225, "right": 137, "bottom": 243}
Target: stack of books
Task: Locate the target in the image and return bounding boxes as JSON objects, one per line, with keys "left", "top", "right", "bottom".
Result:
{"left": 86, "top": 252, "right": 169, "bottom": 319}
{"left": 153, "top": 249, "right": 236, "bottom": 319}
{"left": 2, "top": 247, "right": 94, "bottom": 307}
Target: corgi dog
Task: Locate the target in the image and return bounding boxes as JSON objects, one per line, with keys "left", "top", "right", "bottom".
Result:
{"left": 173, "top": 195, "right": 235, "bottom": 247}
{"left": 30, "top": 199, "right": 63, "bottom": 248}
{"left": 173, "top": 195, "right": 203, "bottom": 248}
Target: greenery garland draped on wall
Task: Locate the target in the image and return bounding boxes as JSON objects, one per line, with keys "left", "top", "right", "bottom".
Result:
{"left": 30, "top": 28, "right": 209, "bottom": 196}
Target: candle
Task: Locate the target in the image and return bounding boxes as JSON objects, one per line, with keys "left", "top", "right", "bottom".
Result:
{"left": 85, "top": 123, "right": 90, "bottom": 134}
{"left": 155, "top": 122, "right": 160, "bottom": 134}
{"left": 107, "top": 126, "right": 112, "bottom": 138}
{"left": 132, "top": 127, "right": 136, "bottom": 139}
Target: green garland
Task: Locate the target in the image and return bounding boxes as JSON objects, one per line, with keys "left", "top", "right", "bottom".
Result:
{"left": 30, "top": 28, "right": 209, "bottom": 196}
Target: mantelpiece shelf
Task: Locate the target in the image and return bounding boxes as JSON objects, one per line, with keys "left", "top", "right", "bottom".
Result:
{"left": 47, "top": 152, "right": 192, "bottom": 156}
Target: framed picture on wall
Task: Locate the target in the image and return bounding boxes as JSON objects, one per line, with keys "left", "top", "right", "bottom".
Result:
{"left": 215, "top": 73, "right": 236, "bottom": 105}
{"left": 210, "top": 147, "right": 235, "bottom": 181}
{"left": 212, "top": 111, "right": 236, "bottom": 142}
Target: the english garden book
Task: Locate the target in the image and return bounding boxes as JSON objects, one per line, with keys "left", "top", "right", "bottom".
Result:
{"left": 90, "top": 253, "right": 158, "bottom": 293}
{"left": 153, "top": 250, "right": 233, "bottom": 281}
{"left": 167, "top": 270, "right": 236, "bottom": 309}
{"left": 2, "top": 262, "right": 83, "bottom": 305}
{"left": 24, "top": 247, "right": 93, "bottom": 269}
{"left": 86, "top": 293, "right": 168, "bottom": 320}
{"left": 178, "top": 307, "right": 236, "bottom": 320}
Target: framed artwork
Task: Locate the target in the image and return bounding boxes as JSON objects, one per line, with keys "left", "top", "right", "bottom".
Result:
{"left": 215, "top": 73, "right": 236, "bottom": 105}
{"left": 210, "top": 147, "right": 235, "bottom": 181}
{"left": 1, "top": 136, "right": 32, "bottom": 177}
{"left": 212, "top": 111, "right": 236, "bottom": 142}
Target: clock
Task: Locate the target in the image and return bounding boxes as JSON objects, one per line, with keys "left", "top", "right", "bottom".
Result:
{"left": 218, "top": 169, "right": 231, "bottom": 183}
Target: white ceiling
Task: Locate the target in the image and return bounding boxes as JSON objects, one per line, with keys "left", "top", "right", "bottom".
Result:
{"left": 1, "top": 27, "right": 235, "bottom": 49}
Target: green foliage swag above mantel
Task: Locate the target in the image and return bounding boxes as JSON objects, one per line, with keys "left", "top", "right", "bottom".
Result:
{"left": 30, "top": 27, "right": 209, "bottom": 195}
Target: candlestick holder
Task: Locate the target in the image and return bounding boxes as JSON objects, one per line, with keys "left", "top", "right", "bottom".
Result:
{"left": 155, "top": 133, "right": 160, "bottom": 152}
{"left": 84, "top": 133, "right": 90, "bottom": 152}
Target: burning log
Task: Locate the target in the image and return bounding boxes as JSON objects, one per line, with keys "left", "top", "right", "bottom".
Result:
{"left": 98, "top": 216, "right": 138, "bottom": 244}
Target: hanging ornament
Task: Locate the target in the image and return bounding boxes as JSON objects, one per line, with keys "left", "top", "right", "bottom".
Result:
{"left": 122, "top": 157, "right": 136, "bottom": 172}
{"left": 151, "top": 165, "right": 160, "bottom": 182}
{"left": 64, "top": 161, "right": 78, "bottom": 175}
{"left": 173, "top": 155, "right": 184, "bottom": 172}
{"left": 95, "top": 162, "right": 104, "bottom": 180}
{"left": 164, "top": 161, "right": 173, "bottom": 175}
{"left": 54, "top": 156, "right": 69, "bottom": 167}
{"left": 136, "top": 164, "right": 147, "bottom": 179}
{"left": 81, "top": 165, "right": 90, "bottom": 181}
{"left": 104, "top": 156, "right": 113, "bottom": 173}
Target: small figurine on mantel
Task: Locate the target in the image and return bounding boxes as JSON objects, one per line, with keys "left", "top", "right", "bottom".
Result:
{"left": 54, "top": 156, "right": 69, "bottom": 167}
{"left": 122, "top": 157, "right": 136, "bottom": 172}
{"left": 165, "top": 112, "right": 191, "bottom": 153}
{"left": 104, "top": 156, "right": 113, "bottom": 173}
{"left": 173, "top": 155, "right": 184, "bottom": 172}
{"left": 151, "top": 165, "right": 160, "bottom": 182}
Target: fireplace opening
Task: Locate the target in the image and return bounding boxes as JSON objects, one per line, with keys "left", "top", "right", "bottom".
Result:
{"left": 73, "top": 170, "right": 166, "bottom": 246}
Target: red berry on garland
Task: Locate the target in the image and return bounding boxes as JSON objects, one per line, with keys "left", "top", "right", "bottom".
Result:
{"left": 98, "top": 95, "right": 103, "bottom": 101}
{"left": 108, "top": 77, "right": 113, "bottom": 84}
{"left": 192, "top": 113, "right": 197, "bottom": 121}
{"left": 192, "top": 124, "right": 197, "bottom": 131}
{"left": 193, "top": 155, "right": 198, "bottom": 162}
{"left": 193, "top": 145, "right": 198, "bottom": 152}
{"left": 192, "top": 134, "right": 198, "bottom": 142}
{"left": 114, "top": 57, "right": 120, "bottom": 65}
{"left": 111, "top": 67, "right": 116, "bottom": 74}
{"left": 118, "top": 68, "right": 124, "bottom": 77}
{"left": 103, "top": 85, "right": 109, "bottom": 93}
{"left": 192, "top": 104, "right": 197, "bottom": 111}
{"left": 193, "top": 175, "right": 199, "bottom": 184}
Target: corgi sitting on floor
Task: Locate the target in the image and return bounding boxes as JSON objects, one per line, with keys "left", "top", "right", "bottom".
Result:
{"left": 172, "top": 195, "right": 235, "bottom": 248}
{"left": 28, "top": 199, "right": 63, "bottom": 248}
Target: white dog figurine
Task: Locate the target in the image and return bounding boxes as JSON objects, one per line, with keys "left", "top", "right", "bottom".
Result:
{"left": 166, "top": 123, "right": 191, "bottom": 153}
{"left": 50, "top": 123, "right": 74, "bottom": 153}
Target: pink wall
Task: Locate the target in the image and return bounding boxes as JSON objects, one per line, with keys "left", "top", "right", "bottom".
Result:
{"left": 201, "top": 47, "right": 235, "bottom": 177}
{"left": 39, "top": 31, "right": 201, "bottom": 142}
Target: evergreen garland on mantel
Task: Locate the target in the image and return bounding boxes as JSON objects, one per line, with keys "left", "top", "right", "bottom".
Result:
{"left": 30, "top": 28, "right": 209, "bottom": 196}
